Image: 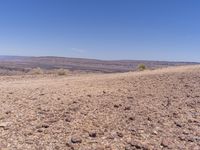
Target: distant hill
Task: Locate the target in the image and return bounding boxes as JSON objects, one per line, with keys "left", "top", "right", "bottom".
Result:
{"left": 0, "top": 55, "right": 199, "bottom": 73}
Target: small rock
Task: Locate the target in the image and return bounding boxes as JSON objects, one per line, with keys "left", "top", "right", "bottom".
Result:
{"left": 89, "top": 131, "right": 97, "bottom": 138}
{"left": 188, "top": 118, "right": 198, "bottom": 123}
{"left": 5, "top": 111, "right": 11, "bottom": 114}
{"left": 66, "top": 142, "right": 74, "bottom": 150}
{"left": 37, "top": 129, "right": 43, "bottom": 133}
{"left": 114, "top": 104, "right": 120, "bottom": 108}
{"left": 147, "top": 117, "right": 152, "bottom": 121}
{"left": 46, "top": 118, "right": 59, "bottom": 124}
{"left": 174, "top": 121, "right": 182, "bottom": 127}
{"left": 161, "top": 138, "right": 173, "bottom": 148}
{"left": 187, "top": 138, "right": 195, "bottom": 142}
{"left": 129, "top": 117, "right": 134, "bottom": 121}
{"left": 87, "top": 94, "right": 92, "bottom": 97}
{"left": 178, "top": 135, "right": 186, "bottom": 141}
{"left": 116, "top": 132, "right": 123, "bottom": 138}
{"left": 25, "top": 139, "right": 34, "bottom": 144}
{"left": 72, "top": 100, "right": 78, "bottom": 104}
{"left": 24, "top": 131, "right": 33, "bottom": 136}
{"left": 172, "top": 112, "right": 178, "bottom": 118}
{"left": 65, "top": 118, "right": 71, "bottom": 122}
{"left": 41, "top": 124, "right": 49, "bottom": 128}
{"left": 69, "top": 106, "right": 79, "bottom": 112}
{"left": 152, "top": 130, "right": 158, "bottom": 135}
{"left": 65, "top": 116, "right": 72, "bottom": 122}
{"left": 189, "top": 145, "right": 200, "bottom": 150}
{"left": 128, "top": 139, "right": 149, "bottom": 150}
{"left": 54, "top": 146, "right": 60, "bottom": 150}
{"left": 124, "top": 106, "right": 131, "bottom": 111}
{"left": 127, "top": 96, "right": 133, "bottom": 99}
{"left": 182, "top": 130, "right": 190, "bottom": 135}
{"left": 186, "top": 136, "right": 200, "bottom": 142}
{"left": 0, "top": 115, "right": 5, "bottom": 120}
{"left": 125, "top": 145, "right": 132, "bottom": 150}
{"left": 71, "top": 136, "right": 82, "bottom": 143}
{"left": 0, "top": 122, "right": 11, "bottom": 130}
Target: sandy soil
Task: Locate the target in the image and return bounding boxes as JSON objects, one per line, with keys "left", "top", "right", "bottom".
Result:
{"left": 0, "top": 65, "right": 200, "bottom": 150}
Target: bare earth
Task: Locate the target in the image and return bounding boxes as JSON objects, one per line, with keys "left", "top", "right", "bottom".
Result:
{"left": 0, "top": 65, "right": 200, "bottom": 150}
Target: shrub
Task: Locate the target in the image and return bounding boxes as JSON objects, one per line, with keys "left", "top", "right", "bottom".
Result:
{"left": 29, "top": 67, "right": 44, "bottom": 75}
{"left": 57, "top": 69, "right": 68, "bottom": 76}
{"left": 137, "top": 64, "right": 146, "bottom": 71}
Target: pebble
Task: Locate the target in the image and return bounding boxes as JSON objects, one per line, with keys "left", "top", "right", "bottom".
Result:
{"left": 124, "top": 106, "right": 131, "bottom": 110}
{"left": 174, "top": 121, "right": 182, "bottom": 127}
{"left": 71, "top": 136, "right": 82, "bottom": 143}
{"left": 37, "top": 129, "right": 43, "bottom": 133}
{"left": 127, "top": 96, "right": 133, "bottom": 99}
{"left": 127, "top": 139, "right": 149, "bottom": 150}
{"left": 41, "top": 124, "right": 49, "bottom": 128}
{"left": 116, "top": 132, "right": 123, "bottom": 138}
{"left": 65, "top": 116, "right": 72, "bottom": 122}
{"left": 87, "top": 94, "right": 92, "bottom": 97}
{"left": 89, "top": 131, "right": 97, "bottom": 138}
{"left": 0, "top": 122, "right": 11, "bottom": 130}
{"left": 114, "top": 104, "right": 120, "bottom": 108}
{"left": 161, "top": 138, "right": 173, "bottom": 149}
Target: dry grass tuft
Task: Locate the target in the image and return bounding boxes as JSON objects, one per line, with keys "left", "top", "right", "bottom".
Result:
{"left": 57, "top": 69, "right": 68, "bottom": 76}
{"left": 29, "top": 67, "right": 44, "bottom": 75}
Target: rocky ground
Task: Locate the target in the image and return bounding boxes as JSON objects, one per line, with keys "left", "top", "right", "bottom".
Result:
{"left": 0, "top": 65, "right": 200, "bottom": 150}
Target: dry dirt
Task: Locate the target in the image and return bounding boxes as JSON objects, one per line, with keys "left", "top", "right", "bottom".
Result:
{"left": 0, "top": 65, "right": 200, "bottom": 150}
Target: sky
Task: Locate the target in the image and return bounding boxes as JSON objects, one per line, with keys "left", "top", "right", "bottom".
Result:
{"left": 0, "top": 0, "right": 200, "bottom": 62}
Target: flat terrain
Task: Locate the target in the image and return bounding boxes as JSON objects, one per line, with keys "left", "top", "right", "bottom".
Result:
{"left": 0, "top": 65, "right": 200, "bottom": 149}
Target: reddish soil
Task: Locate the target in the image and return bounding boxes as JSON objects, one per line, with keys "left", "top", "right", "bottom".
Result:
{"left": 0, "top": 65, "right": 200, "bottom": 150}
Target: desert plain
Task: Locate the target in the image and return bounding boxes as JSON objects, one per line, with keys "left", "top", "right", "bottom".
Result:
{"left": 0, "top": 65, "right": 200, "bottom": 150}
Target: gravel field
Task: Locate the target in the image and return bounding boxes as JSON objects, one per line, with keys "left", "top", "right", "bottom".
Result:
{"left": 0, "top": 65, "right": 200, "bottom": 150}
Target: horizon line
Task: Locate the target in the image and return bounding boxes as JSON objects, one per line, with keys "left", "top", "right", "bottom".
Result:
{"left": 0, "top": 54, "right": 199, "bottom": 63}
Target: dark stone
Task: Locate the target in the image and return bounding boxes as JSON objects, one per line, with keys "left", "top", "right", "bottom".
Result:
{"left": 174, "top": 121, "right": 182, "bottom": 127}
{"left": 89, "top": 131, "right": 97, "bottom": 138}
{"left": 124, "top": 106, "right": 131, "bottom": 110}
{"left": 65, "top": 116, "right": 72, "bottom": 122}
{"left": 87, "top": 94, "right": 92, "bottom": 97}
{"left": 129, "top": 117, "right": 134, "bottom": 121}
{"left": 127, "top": 96, "right": 133, "bottom": 99}
{"left": 116, "top": 132, "right": 123, "bottom": 138}
{"left": 37, "top": 129, "right": 43, "bottom": 133}
{"left": 41, "top": 124, "right": 49, "bottom": 128}
{"left": 114, "top": 104, "right": 119, "bottom": 108}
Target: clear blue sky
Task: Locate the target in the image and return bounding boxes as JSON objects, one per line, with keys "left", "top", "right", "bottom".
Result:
{"left": 0, "top": 0, "right": 200, "bottom": 62}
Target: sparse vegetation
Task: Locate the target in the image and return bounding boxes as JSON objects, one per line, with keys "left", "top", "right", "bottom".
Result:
{"left": 137, "top": 64, "right": 146, "bottom": 71}
{"left": 29, "top": 67, "right": 44, "bottom": 75}
{"left": 57, "top": 68, "right": 68, "bottom": 76}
